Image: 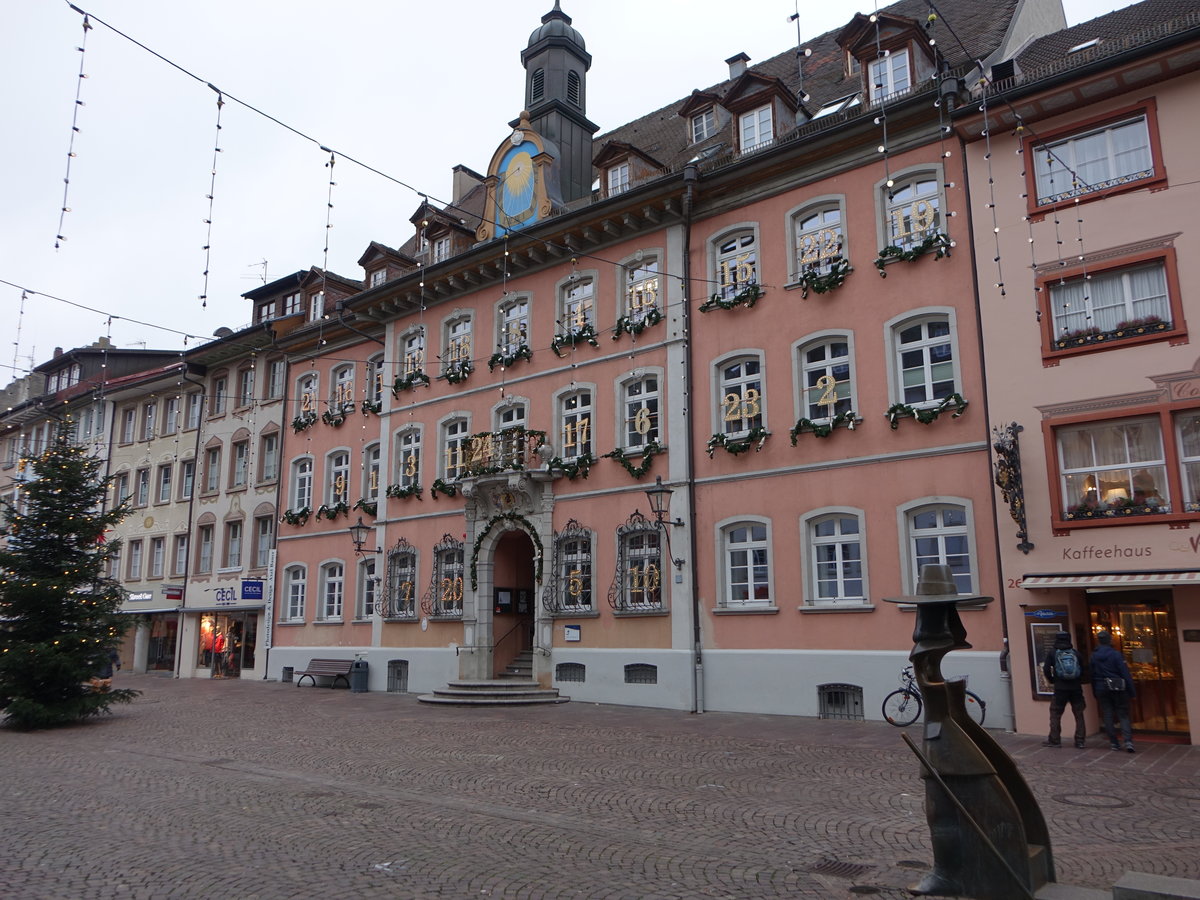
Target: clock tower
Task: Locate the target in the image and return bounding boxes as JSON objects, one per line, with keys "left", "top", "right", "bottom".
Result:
{"left": 519, "top": 3, "right": 597, "bottom": 205}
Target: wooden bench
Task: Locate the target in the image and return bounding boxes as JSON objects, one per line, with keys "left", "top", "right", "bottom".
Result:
{"left": 294, "top": 658, "right": 354, "bottom": 689}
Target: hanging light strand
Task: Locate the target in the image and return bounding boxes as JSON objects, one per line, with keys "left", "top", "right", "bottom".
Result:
{"left": 199, "top": 86, "right": 224, "bottom": 309}
{"left": 55, "top": 13, "right": 92, "bottom": 249}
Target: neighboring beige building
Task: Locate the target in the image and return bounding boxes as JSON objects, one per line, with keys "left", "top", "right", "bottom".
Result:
{"left": 963, "top": 0, "right": 1200, "bottom": 742}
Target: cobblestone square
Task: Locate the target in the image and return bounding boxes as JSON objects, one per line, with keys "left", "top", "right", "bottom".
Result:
{"left": 1, "top": 675, "right": 1197, "bottom": 899}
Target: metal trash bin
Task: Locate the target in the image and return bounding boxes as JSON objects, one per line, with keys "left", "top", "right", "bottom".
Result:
{"left": 281, "top": 666, "right": 294, "bottom": 684}
{"left": 350, "top": 659, "right": 369, "bottom": 693}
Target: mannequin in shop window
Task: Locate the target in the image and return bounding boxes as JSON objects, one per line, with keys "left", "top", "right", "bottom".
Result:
{"left": 1131, "top": 470, "right": 1165, "bottom": 509}
{"left": 212, "top": 630, "right": 226, "bottom": 677}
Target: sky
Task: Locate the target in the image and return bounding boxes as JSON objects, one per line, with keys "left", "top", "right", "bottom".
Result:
{"left": 1, "top": 0, "right": 1127, "bottom": 381}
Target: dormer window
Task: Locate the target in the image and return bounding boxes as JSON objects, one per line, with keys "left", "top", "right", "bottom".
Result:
{"left": 607, "top": 163, "right": 630, "bottom": 196}
{"left": 739, "top": 106, "right": 773, "bottom": 152}
{"left": 282, "top": 292, "right": 302, "bottom": 316}
{"left": 869, "top": 49, "right": 910, "bottom": 102}
{"left": 369, "top": 269, "right": 387, "bottom": 288}
{"left": 257, "top": 300, "right": 276, "bottom": 322}
{"left": 692, "top": 109, "right": 716, "bottom": 143}
{"left": 307, "top": 291, "right": 324, "bottom": 322}
{"left": 432, "top": 237, "right": 451, "bottom": 263}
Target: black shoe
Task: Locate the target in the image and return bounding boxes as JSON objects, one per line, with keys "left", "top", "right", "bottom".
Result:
{"left": 1110, "top": 743, "right": 1121, "bottom": 751}
{"left": 1041, "top": 740, "right": 1060, "bottom": 747}
{"left": 1075, "top": 741, "right": 1086, "bottom": 749}
{"left": 1125, "top": 743, "right": 1135, "bottom": 753}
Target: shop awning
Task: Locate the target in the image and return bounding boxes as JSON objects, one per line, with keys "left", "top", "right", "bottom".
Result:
{"left": 119, "top": 607, "right": 179, "bottom": 614}
{"left": 1021, "top": 571, "right": 1200, "bottom": 589}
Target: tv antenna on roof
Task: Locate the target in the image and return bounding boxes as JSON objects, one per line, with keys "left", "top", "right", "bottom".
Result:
{"left": 790, "top": 1, "right": 811, "bottom": 104}
{"left": 243, "top": 259, "right": 268, "bottom": 283}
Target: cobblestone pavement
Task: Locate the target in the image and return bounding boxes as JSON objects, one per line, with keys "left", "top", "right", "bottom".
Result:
{"left": 1, "top": 675, "right": 1197, "bottom": 899}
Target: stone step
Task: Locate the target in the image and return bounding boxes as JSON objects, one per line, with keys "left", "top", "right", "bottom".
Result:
{"left": 417, "top": 693, "right": 570, "bottom": 706}
{"left": 1035, "top": 883, "right": 1111, "bottom": 900}
{"left": 417, "top": 678, "right": 568, "bottom": 706}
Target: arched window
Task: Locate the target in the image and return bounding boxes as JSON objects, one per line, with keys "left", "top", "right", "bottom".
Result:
{"left": 717, "top": 355, "right": 764, "bottom": 436}
{"left": 803, "top": 509, "right": 867, "bottom": 606}
{"left": 721, "top": 520, "right": 772, "bottom": 607}
{"left": 319, "top": 562, "right": 345, "bottom": 621}
{"left": 609, "top": 512, "right": 662, "bottom": 612}
{"left": 283, "top": 565, "right": 306, "bottom": 622}
{"left": 905, "top": 502, "right": 974, "bottom": 594}
{"left": 891, "top": 313, "right": 957, "bottom": 407}
{"left": 331, "top": 364, "right": 355, "bottom": 409}
{"left": 396, "top": 428, "right": 421, "bottom": 490}
{"left": 884, "top": 174, "right": 940, "bottom": 251}
{"left": 560, "top": 390, "right": 592, "bottom": 460}
{"left": 291, "top": 457, "right": 313, "bottom": 510}
{"left": 327, "top": 451, "right": 350, "bottom": 506}
{"left": 714, "top": 231, "right": 757, "bottom": 300}
{"left": 622, "top": 374, "right": 660, "bottom": 449}
{"left": 798, "top": 335, "right": 854, "bottom": 421}
{"left": 793, "top": 203, "right": 845, "bottom": 279}
{"left": 384, "top": 538, "right": 418, "bottom": 619}
{"left": 624, "top": 256, "right": 660, "bottom": 323}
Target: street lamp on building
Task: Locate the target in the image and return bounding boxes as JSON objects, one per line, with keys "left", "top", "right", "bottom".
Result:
{"left": 644, "top": 475, "right": 685, "bottom": 569}
{"left": 348, "top": 517, "right": 381, "bottom": 556}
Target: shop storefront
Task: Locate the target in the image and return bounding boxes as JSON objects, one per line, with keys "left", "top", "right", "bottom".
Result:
{"left": 197, "top": 611, "right": 258, "bottom": 679}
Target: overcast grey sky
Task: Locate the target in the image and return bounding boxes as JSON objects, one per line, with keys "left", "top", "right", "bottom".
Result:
{"left": 1, "top": 0, "right": 1124, "bottom": 379}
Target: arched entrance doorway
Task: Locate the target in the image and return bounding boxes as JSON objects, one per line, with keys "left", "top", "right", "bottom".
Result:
{"left": 489, "top": 529, "right": 537, "bottom": 677}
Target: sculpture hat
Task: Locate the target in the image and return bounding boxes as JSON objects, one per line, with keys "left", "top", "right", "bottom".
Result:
{"left": 881, "top": 564, "right": 993, "bottom": 607}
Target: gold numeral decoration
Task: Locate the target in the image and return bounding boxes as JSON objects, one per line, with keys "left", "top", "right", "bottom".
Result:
{"left": 334, "top": 474, "right": 345, "bottom": 496}
{"left": 368, "top": 470, "right": 379, "bottom": 491}
{"left": 633, "top": 407, "right": 652, "bottom": 435}
{"left": 404, "top": 453, "right": 417, "bottom": 478}
{"left": 815, "top": 375, "right": 838, "bottom": 414}
{"left": 400, "top": 581, "right": 413, "bottom": 604}
{"left": 301, "top": 391, "right": 313, "bottom": 412}
{"left": 724, "top": 388, "right": 762, "bottom": 422}
{"left": 440, "top": 576, "right": 463, "bottom": 605}
{"left": 567, "top": 569, "right": 584, "bottom": 597}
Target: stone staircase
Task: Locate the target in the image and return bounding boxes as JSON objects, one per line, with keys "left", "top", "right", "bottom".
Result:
{"left": 417, "top": 652, "right": 569, "bottom": 706}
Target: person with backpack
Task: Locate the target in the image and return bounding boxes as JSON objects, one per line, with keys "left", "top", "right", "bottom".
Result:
{"left": 1042, "top": 631, "right": 1086, "bottom": 748}
{"left": 1091, "top": 630, "right": 1137, "bottom": 753}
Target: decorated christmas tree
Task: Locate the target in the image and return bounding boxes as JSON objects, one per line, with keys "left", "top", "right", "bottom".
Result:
{"left": 0, "top": 421, "right": 139, "bottom": 729}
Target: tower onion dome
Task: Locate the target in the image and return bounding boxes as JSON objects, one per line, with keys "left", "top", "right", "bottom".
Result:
{"left": 527, "top": 2, "right": 585, "bottom": 51}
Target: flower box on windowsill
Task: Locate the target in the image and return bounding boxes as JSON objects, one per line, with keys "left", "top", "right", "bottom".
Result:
{"left": 1063, "top": 502, "right": 1170, "bottom": 521}
{"left": 698, "top": 283, "right": 762, "bottom": 313}
{"left": 874, "top": 233, "right": 952, "bottom": 276}
{"left": 1053, "top": 318, "right": 1170, "bottom": 351}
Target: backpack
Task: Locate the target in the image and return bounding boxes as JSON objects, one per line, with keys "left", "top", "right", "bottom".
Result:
{"left": 1054, "top": 648, "right": 1081, "bottom": 680}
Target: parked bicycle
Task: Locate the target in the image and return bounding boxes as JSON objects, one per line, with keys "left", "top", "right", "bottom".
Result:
{"left": 882, "top": 665, "right": 986, "bottom": 727}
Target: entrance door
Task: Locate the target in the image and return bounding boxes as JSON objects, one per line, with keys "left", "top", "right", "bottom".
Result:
{"left": 1088, "top": 592, "right": 1190, "bottom": 738}
{"left": 147, "top": 614, "right": 177, "bottom": 672}
{"left": 199, "top": 612, "right": 258, "bottom": 679}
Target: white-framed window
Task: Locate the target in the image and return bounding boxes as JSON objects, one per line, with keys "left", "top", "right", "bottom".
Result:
{"left": 257, "top": 300, "right": 276, "bottom": 322}
{"left": 386, "top": 541, "right": 418, "bottom": 619}
{"left": 400, "top": 328, "right": 426, "bottom": 376}
{"left": 224, "top": 520, "right": 243, "bottom": 569}
{"left": 149, "top": 537, "right": 165, "bottom": 578}
{"left": 904, "top": 502, "right": 974, "bottom": 595}
{"left": 327, "top": 451, "right": 350, "bottom": 505}
{"left": 284, "top": 565, "right": 306, "bottom": 622}
{"left": 868, "top": 48, "right": 910, "bottom": 101}
{"left": 607, "top": 162, "right": 630, "bottom": 196}
{"left": 162, "top": 396, "right": 179, "bottom": 435}
{"left": 369, "top": 268, "right": 387, "bottom": 288}
{"left": 798, "top": 335, "right": 854, "bottom": 421}
{"left": 259, "top": 432, "right": 279, "bottom": 482}
{"left": 892, "top": 313, "right": 957, "bottom": 407}
{"left": 237, "top": 368, "right": 255, "bottom": 408}
{"left": 1049, "top": 261, "right": 1169, "bottom": 338}
{"left": 444, "top": 316, "right": 472, "bottom": 373}
{"left": 254, "top": 515, "right": 274, "bottom": 569}
{"left": 121, "top": 408, "right": 136, "bottom": 444}
{"left": 173, "top": 534, "right": 189, "bottom": 577}
{"left": 308, "top": 291, "right": 324, "bottom": 322}
{"left": 622, "top": 375, "right": 660, "bottom": 449}
{"left": 141, "top": 402, "right": 156, "bottom": 441}
{"left": 739, "top": 105, "right": 773, "bottom": 151}
{"left": 204, "top": 447, "right": 221, "bottom": 494}
{"left": 211, "top": 376, "right": 227, "bottom": 416}
{"left": 804, "top": 510, "right": 866, "bottom": 606}
{"left": 331, "top": 364, "right": 355, "bottom": 409}
{"left": 614, "top": 514, "right": 662, "bottom": 612}
{"left": 714, "top": 230, "right": 757, "bottom": 300}
{"left": 497, "top": 296, "right": 530, "bottom": 356}
{"left": 179, "top": 460, "right": 195, "bottom": 500}
{"left": 495, "top": 400, "right": 527, "bottom": 436}
{"left": 367, "top": 354, "right": 385, "bottom": 405}
{"left": 135, "top": 468, "right": 150, "bottom": 507}
{"left": 442, "top": 418, "right": 470, "bottom": 480}
{"left": 282, "top": 292, "right": 302, "bottom": 316}
{"left": 231, "top": 440, "right": 249, "bottom": 489}
{"left": 429, "top": 536, "right": 465, "bottom": 617}
{"left": 127, "top": 539, "right": 144, "bottom": 580}
{"left": 722, "top": 521, "right": 771, "bottom": 606}
{"left": 296, "top": 373, "right": 318, "bottom": 418}
{"left": 185, "top": 392, "right": 203, "bottom": 430}
{"left": 1059, "top": 417, "right": 1169, "bottom": 517}
{"left": 692, "top": 108, "right": 716, "bottom": 143}
{"left": 1178, "top": 414, "right": 1200, "bottom": 512}
{"left": 624, "top": 256, "right": 659, "bottom": 324}
{"left": 156, "top": 464, "right": 172, "bottom": 503}
{"left": 793, "top": 203, "right": 845, "bottom": 279}
{"left": 356, "top": 558, "right": 378, "bottom": 619}
{"left": 291, "top": 458, "right": 313, "bottom": 510}
{"left": 397, "top": 428, "right": 421, "bottom": 490}
{"left": 1034, "top": 114, "right": 1153, "bottom": 205}
{"left": 717, "top": 355, "right": 764, "bottom": 435}
{"left": 196, "top": 525, "right": 214, "bottom": 575}
{"left": 555, "top": 522, "right": 593, "bottom": 612}
{"left": 266, "top": 360, "right": 286, "bottom": 400}
{"left": 432, "top": 236, "right": 451, "bottom": 263}
{"left": 884, "top": 174, "right": 941, "bottom": 251}
{"left": 363, "top": 443, "right": 381, "bottom": 501}
{"left": 559, "top": 390, "right": 592, "bottom": 460}
{"left": 560, "top": 277, "right": 594, "bottom": 331}
{"left": 107, "top": 545, "right": 121, "bottom": 580}
{"left": 319, "top": 562, "right": 344, "bottom": 621}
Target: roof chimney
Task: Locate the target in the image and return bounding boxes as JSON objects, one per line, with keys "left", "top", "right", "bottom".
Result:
{"left": 451, "top": 164, "right": 485, "bottom": 204}
{"left": 53, "top": 346, "right": 63, "bottom": 358}
{"left": 726, "top": 52, "right": 750, "bottom": 80}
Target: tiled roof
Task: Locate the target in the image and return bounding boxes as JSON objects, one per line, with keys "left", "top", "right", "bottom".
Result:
{"left": 593, "top": 0, "right": 1019, "bottom": 175}
{"left": 1013, "top": 0, "right": 1200, "bottom": 80}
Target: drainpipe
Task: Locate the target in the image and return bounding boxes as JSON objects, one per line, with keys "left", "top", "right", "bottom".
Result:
{"left": 958, "top": 131, "right": 1015, "bottom": 729}
{"left": 178, "top": 364, "right": 207, "bottom": 680}
{"left": 682, "top": 163, "right": 704, "bottom": 714}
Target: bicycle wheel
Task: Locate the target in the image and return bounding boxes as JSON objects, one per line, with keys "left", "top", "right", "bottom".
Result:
{"left": 964, "top": 690, "right": 987, "bottom": 726}
{"left": 882, "top": 689, "right": 922, "bottom": 726}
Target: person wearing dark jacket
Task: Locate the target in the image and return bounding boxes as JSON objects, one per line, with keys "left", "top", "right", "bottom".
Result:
{"left": 1091, "top": 630, "right": 1136, "bottom": 752}
{"left": 1041, "top": 631, "right": 1086, "bottom": 748}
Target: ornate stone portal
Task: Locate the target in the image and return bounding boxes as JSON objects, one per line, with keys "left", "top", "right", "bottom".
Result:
{"left": 884, "top": 565, "right": 1054, "bottom": 899}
